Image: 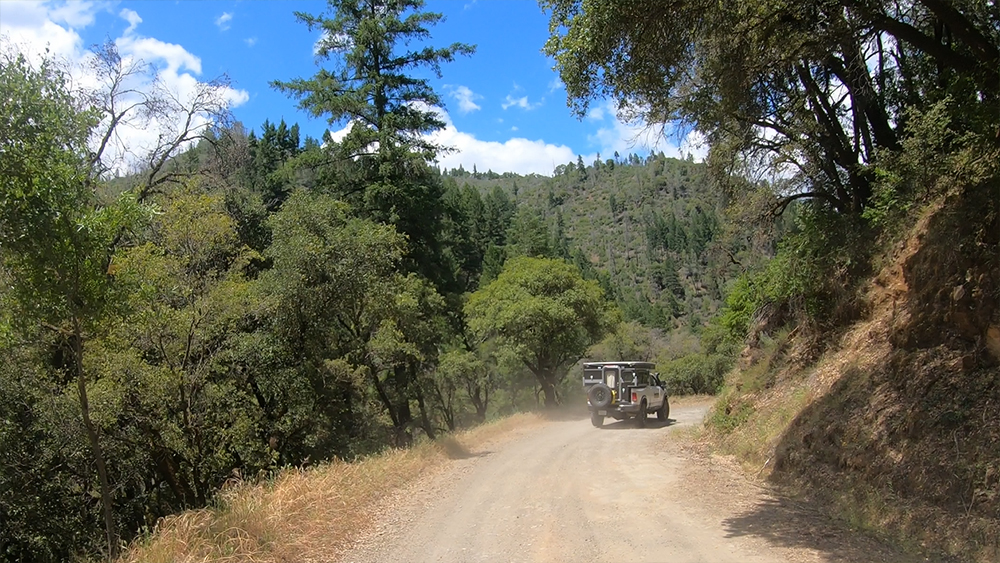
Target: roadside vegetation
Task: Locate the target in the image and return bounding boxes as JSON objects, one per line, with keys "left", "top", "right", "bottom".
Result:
{"left": 0, "top": 1, "right": 743, "bottom": 560}
{"left": 546, "top": 0, "right": 999, "bottom": 560}
{"left": 118, "top": 413, "right": 543, "bottom": 563}
{"left": 2, "top": 0, "right": 997, "bottom": 561}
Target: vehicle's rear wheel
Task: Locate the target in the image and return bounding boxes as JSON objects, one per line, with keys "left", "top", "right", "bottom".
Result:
{"left": 635, "top": 399, "right": 647, "bottom": 428}
{"left": 590, "top": 412, "right": 604, "bottom": 428}
{"left": 657, "top": 398, "right": 669, "bottom": 421}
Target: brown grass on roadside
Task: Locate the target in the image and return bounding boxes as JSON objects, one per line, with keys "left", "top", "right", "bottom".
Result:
{"left": 119, "top": 412, "right": 543, "bottom": 563}
{"left": 703, "top": 188, "right": 1000, "bottom": 562}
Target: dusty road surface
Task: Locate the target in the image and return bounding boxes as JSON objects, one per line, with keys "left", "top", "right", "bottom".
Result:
{"left": 340, "top": 400, "right": 924, "bottom": 563}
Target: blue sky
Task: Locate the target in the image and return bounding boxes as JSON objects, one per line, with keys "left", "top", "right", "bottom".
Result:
{"left": 1, "top": 0, "right": 704, "bottom": 175}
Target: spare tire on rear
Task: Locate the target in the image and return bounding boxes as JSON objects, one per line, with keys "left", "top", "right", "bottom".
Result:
{"left": 588, "top": 383, "right": 613, "bottom": 409}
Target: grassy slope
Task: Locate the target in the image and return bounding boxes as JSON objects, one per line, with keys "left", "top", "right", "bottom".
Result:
{"left": 708, "top": 183, "right": 1000, "bottom": 562}
{"left": 119, "top": 413, "right": 544, "bottom": 563}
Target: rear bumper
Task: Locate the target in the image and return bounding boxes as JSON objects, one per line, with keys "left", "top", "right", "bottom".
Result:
{"left": 589, "top": 402, "right": 641, "bottom": 414}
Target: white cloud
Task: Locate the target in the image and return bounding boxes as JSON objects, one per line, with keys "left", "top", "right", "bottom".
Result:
{"left": 0, "top": 2, "right": 249, "bottom": 175}
{"left": 319, "top": 101, "right": 708, "bottom": 176}
{"left": 245, "top": 37, "right": 257, "bottom": 47}
{"left": 313, "top": 31, "right": 352, "bottom": 56}
{"left": 215, "top": 12, "right": 232, "bottom": 31}
{"left": 120, "top": 8, "right": 141, "bottom": 35}
{"left": 444, "top": 84, "right": 481, "bottom": 114}
{"left": 587, "top": 100, "right": 707, "bottom": 162}
{"left": 500, "top": 82, "right": 543, "bottom": 111}
{"left": 325, "top": 122, "right": 353, "bottom": 145}
{"left": 324, "top": 106, "right": 591, "bottom": 175}
{"left": 0, "top": 1, "right": 88, "bottom": 62}
{"left": 502, "top": 94, "right": 541, "bottom": 111}
{"left": 50, "top": 1, "right": 102, "bottom": 28}
{"left": 116, "top": 34, "right": 202, "bottom": 75}
{"left": 547, "top": 77, "right": 564, "bottom": 93}
{"left": 432, "top": 123, "right": 589, "bottom": 175}
{"left": 586, "top": 106, "right": 605, "bottom": 121}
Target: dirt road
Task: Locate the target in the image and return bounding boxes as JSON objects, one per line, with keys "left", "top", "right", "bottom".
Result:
{"left": 340, "top": 401, "right": 924, "bottom": 563}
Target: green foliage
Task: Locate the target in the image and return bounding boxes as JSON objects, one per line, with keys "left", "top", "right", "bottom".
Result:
{"left": 109, "top": 183, "right": 268, "bottom": 509}
{"left": 466, "top": 256, "right": 612, "bottom": 405}
{"left": 274, "top": 0, "right": 474, "bottom": 163}
{"left": 439, "top": 180, "right": 516, "bottom": 292}
{"left": 706, "top": 328, "right": 793, "bottom": 436}
{"left": 11, "top": 2, "right": 996, "bottom": 559}
{"left": 274, "top": 0, "right": 477, "bottom": 296}
{"left": 708, "top": 396, "right": 756, "bottom": 434}
{"left": 0, "top": 51, "right": 154, "bottom": 558}
{"left": 0, "top": 53, "right": 146, "bottom": 330}
{"left": 715, "top": 276, "right": 759, "bottom": 346}
{"left": 865, "top": 97, "right": 999, "bottom": 231}
{"left": 0, "top": 335, "right": 104, "bottom": 562}
{"left": 247, "top": 119, "right": 303, "bottom": 211}
{"left": 765, "top": 206, "right": 872, "bottom": 322}
{"left": 506, "top": 207, "right": 556, "bottom": 259}
{"left": 457, "top": 154, "right": 739, "bottom": 333}
{"left": 708, "top": 200, "right": 873, "bottom": 337}
{"left": 543, "top": 0, "right": 999, "bottom": 216}
{"left": 588, "top": 321, "right": 650, "bottom": 362}
{"left": 658, "top": 353, "right": 733, "bottom": 396}
{"left": 433, "top": 347, "right": 497, "bottom": 424}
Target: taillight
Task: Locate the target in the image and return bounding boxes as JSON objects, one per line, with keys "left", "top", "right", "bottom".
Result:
{"left": 631, "top": 392, "right": 637, "bottom": 403}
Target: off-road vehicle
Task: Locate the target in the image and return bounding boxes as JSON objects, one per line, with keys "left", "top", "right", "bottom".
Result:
{"left": 582, "top": 361, "right": 669, "bottom": 428}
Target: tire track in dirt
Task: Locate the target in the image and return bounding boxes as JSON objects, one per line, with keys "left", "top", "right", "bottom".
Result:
{"left": 340, "top": 401, "right": 924, "bottom": 563}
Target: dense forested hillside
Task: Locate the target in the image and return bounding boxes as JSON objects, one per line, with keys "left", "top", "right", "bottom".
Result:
{"left": 445, "top": 154, "right": 747, "bottom": 330}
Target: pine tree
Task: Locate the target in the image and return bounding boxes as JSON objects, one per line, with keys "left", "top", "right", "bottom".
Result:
{"left": 273, "top": 0, "right": 475, "bottom": 289}
{"left": 275, "top": 0, "right": 473, "bottom": 167}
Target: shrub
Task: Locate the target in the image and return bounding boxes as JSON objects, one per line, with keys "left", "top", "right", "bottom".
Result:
{"left": 660, "top": 352, "right": 733, "bottom": 395}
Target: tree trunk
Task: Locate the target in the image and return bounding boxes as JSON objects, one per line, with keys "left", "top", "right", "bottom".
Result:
{"left": 468, "top": 387, "right": 488, "bottom": 423}
{"left": 540, "top": 378, "right": 558, "bottom": 407}
{"left": 432, "top": 382, "right": 456, "bottom": 431}
{"left": 369, "top": 363, "right": 401, "bottom": 428}
{"left": 414, "top": 382, "right": 437, "bottom": 440}
{"left": 392, "top": 365, "right": 414, "bottom": 447}
{"left": 73, "top": 327, "right": 118, "bottom": 558}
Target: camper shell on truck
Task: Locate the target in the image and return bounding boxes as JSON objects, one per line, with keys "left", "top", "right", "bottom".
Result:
{"left": 582, "top": 361, "right": 669, "bottom": 428}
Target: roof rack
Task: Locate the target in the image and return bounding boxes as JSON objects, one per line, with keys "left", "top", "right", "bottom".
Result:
{"left": 582, "top": 361, "right": 655, "bottom": 369}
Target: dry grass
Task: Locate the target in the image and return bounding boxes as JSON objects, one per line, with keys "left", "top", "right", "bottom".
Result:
{"left": 713, "top": 384, "right": 813, "bottom": 474}
{"left": 119, "top": 413, "right": 543, "bottom": 563}
{"left": 703, "top": 190, "right": 1000, "bottom": 562}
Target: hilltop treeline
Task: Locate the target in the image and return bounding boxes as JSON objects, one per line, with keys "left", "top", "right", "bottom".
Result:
{"left": 448, "top": 152, "right": 772, "bottom": 329}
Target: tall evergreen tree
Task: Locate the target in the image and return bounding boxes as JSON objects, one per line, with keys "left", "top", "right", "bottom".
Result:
{"left": 275, "top": 0, "right": 474, "bottom": 164}
{"left": 273, "top": 0, "right": 475, "bottom": 290}
{"left": 248, "top": 119, "right": 302, "bottom": 211}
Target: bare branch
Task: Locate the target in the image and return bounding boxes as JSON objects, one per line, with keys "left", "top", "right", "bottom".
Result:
{"left": 82, "top": 41, "right": 237, "bottom": 199}
{"left": 771, "top": 190, "right": 841, "bottom": 216}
